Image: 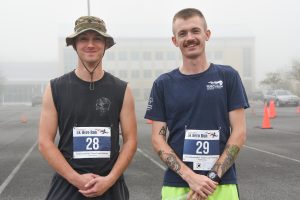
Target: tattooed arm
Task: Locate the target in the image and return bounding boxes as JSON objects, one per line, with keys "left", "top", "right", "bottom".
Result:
{"left": 187, "top": 108, "right": 246, "bottom": 199}
{"left": 210, "top": 108, "right": 247, "bottom": 178}
{"left": 151, "top": 121, "right": 217, "bottom": 199}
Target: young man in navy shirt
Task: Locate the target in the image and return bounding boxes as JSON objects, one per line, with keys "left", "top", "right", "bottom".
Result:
{"left": 145, "top": 8, "right": 249, "bottom": 200}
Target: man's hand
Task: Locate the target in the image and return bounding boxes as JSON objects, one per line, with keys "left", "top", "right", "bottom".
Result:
{"left": 69, "top": 173, "right": 98, "bottom": 191}
{"left": 78, "top": 175, "right": 114, "bottom": 197}
{"left": 186, "top": 173, "right": 218, "bottom": 199}
{"left": 187, "top": 190, "right": 206, "bottom": 200}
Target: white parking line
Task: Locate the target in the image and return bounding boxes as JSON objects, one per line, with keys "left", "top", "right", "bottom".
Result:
{"left": 138, "top": 145, "right": 300, "bottom": 171}
{"left": 244, "top": 145, "right": 300, "bottom": 164}
{"left": 0, "top": 140, "right": 38, "bottom": 195}
{"left": 137, "top": 148, "right": 166, "bottom": 170}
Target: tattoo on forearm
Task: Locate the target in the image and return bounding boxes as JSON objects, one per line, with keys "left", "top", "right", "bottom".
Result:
{"left": 158, "top": 150, "right": 182, "bottom": 176}
{"left": 212, "top": 145, "right": 240, "bottom": 177}
{"left": 211, "top": 162, "right": 222, "bottom": 174}
{"left": 158, "top": 126, "right": 167, "bottom": 140}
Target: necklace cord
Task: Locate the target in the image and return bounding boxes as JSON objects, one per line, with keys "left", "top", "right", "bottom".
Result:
{"left": 79, "top": 57, "right": 101, "bottom": 91}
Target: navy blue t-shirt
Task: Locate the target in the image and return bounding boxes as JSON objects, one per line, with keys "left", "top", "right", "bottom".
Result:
{"left": 144, "top": 63, "right": 249, "bottom": 187}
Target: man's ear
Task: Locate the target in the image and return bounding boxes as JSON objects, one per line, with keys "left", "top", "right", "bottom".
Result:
{"left": 172, "top": 36, "right": 179, "bottom": 47}
{"left": 205, "top": 29, "right": 211, "bottom": 41}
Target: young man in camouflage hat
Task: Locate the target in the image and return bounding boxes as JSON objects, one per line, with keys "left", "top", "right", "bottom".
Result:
{"left": 39, "top": 16, "right": 137, "bottom": 200}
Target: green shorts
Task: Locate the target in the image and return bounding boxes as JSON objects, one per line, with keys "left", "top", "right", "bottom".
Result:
{"left": 161, "top": 184, "right": 239, "bottom": 200}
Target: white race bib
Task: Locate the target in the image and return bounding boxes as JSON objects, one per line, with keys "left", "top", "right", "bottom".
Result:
{"left": 182, "top": 129, "right": 220, "bottom": 171}
{"left": 73, "top": 127, "right": 111, "bottom": 159}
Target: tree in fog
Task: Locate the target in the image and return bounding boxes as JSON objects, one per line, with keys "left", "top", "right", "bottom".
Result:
{"left": 260, "top": 72, "right": 289, "bottom": 90}
{"left": 289, "top": 60, "right": 300, "bottom": 82}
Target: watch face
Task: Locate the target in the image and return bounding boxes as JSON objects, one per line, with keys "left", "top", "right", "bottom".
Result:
{"left": 208, "top": 172, "right": 217, "bottom": 179}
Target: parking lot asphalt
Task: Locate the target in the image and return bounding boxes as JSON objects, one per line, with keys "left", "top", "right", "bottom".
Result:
{"left": 0, "top": 101, "right": 299, "bottom": 200}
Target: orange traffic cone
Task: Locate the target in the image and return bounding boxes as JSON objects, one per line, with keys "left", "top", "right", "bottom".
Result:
{"left": 20, "top": 115, "right": 28, "bottom": 123}
{"left": 261, "top": 103, "right": 272, "bottom": 129}
{"left": 296, "top": 106, "right": 300, "bottom": 114}
{"left": 146, "top": 119, "right": 153, "bottom": 124}
{"left": 268, "top": 100, "right": 277, "bottom": 118}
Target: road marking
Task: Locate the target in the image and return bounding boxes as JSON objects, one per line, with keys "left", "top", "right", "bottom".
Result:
{"left": 245, "top": 145, "right": 300, "bottom": 164}
{"left": 0, "top": 140, "right": 38, "bottom": 195}
{"left": 137, "top": 148, "right": 166, "bottom": 170}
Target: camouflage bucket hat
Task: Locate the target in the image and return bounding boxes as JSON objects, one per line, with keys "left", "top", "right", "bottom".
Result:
{"left": 66, "top": 16, "right": 115, "bottom": 49}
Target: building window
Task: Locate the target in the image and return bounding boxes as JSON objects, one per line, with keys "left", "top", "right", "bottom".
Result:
{"left": 143, "top": 70, "right": 152, "bottom": 78}
{"left": 132, "top": 88, "right": 140, "bottom": 97}
{"left": 155, "top": 52, "right": 164, "bottom": 60}
{"left": 130, "top": 52, "right": 140, "bottom": 60}
{"left": 167, "top": 51, "right": 176, "bottom": 60}
{"left": 143, "top": 51, "right": 152, "bottom": 60}
{"left": 131, "top": 70, "right": 140, "bottom": 78}
{"left": 243, "top": 48, "right": 252, "bottom": 77}
{"left": 119, "top": 70, "right": 128, "bottom": 78}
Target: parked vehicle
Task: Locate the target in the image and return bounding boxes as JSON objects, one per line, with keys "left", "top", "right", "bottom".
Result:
{"left": 264, "top": 89, "right": 300, "bottom": 107}
{"left": 263, "top": 90, "right": 275, "bottom": 105}
{"left": 248, "top": 91, "right": 264, "bottom": 101}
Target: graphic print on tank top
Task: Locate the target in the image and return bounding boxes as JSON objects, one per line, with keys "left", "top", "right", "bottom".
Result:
{"left": 96, "top": 97, "right": 111, "bottom": 116}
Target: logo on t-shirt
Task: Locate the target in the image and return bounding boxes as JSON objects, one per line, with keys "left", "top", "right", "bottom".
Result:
{"left": 206, "top": 80, "right": 223, "bottom": 90}
{"left": 147, "top": 97, "right": 153, "bottom": 111}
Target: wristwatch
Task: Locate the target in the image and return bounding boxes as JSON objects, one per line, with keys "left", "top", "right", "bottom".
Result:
{"left": 207, "top": 171, "right": 221, "bottom": 183}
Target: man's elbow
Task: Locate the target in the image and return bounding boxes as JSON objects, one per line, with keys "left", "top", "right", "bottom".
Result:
{"left": 124, "top": 135, "right": 137, "bottom": 153}
{"left": 151, "top": 135, "right": 161, "bottom": 153}
{"left": 131, "top": 138, "right": 138, "bottom": 153}
{"left": 239, "top": 130, "right": 247, "bottom": 146}
{"left": 38, "top": 136, "right": 51, "bottom": 155}
{"left": 38, "top": 140, "right": 46, "bottom": 154}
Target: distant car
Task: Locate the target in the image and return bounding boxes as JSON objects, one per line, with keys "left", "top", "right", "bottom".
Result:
{"left": 263, "top": 90, "right": 275, "bottom": 105}
{"left": 265, "top": 90, "right": 300, "bottom": 107}
{"left": 31, "top": 95, "right": 42, "bottom": 107}
{"left": 248, "top": 91, "right": 264, "bottom": 101}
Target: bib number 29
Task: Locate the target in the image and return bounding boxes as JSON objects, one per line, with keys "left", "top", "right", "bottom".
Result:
{"left": 196, "top": 141, "right": 209, "bottom": 154}
{"left": 86, "top": 137, "right": 99, "bottom": 150}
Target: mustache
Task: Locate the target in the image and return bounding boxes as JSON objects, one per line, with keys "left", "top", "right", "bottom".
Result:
{"left": 183, "top": 39, "right": 200, "bottom": 47}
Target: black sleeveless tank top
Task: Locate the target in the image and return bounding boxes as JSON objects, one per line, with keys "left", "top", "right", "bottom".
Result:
{"left": 50, "top": 70, "right": 127, "bottom": 175}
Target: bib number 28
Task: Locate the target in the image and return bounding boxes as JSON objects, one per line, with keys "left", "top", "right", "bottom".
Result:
{"left": 196, "top": 141, "right": 209, "bottom": 154}
{"left": 86, "top": 137, "right": 99, "bottom": 150}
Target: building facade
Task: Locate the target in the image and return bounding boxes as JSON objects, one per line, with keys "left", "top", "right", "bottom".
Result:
{"left": 60, "top": 36, "right": 255, "bottom": 101}
{"left": 0, "top": 62, "right": 57, "bottom": 105}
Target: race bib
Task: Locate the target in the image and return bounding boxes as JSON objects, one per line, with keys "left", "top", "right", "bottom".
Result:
{"left": 182, "top": 129, "right": 220, "bottom": 171}
{"left": 73, "top": 127, "right": 111, "bottom": 159}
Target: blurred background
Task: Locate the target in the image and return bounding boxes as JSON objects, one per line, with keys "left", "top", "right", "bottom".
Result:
{"left": 0, "top": 0, "right": 300, "bottom": 105}
{"left": 1, "top": 1, "right": 300, "bottom": 199}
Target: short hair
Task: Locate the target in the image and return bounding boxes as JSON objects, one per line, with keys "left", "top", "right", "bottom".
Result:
{"left": 172, "top": 8, "right": 207, "bottom": 31}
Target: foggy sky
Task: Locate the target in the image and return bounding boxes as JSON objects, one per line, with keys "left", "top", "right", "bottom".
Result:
{"left": 0, "top": 0, "right": 299, "bottom": 84}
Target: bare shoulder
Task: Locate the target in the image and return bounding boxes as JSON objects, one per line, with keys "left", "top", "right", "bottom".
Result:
{"left": 39, "top": 82, "right": 58, "bottom": 140}
{"left": 122, "top": 84, "right": 135, "bottom": 108}
{"left": 42, "top": 83, "right": 55, "bottom": 110}
{"left": 40, "top": 82, "right": 58, "bottom": 123}
{"left": 120, "top": 84, "right": 136, "bottom": 122}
